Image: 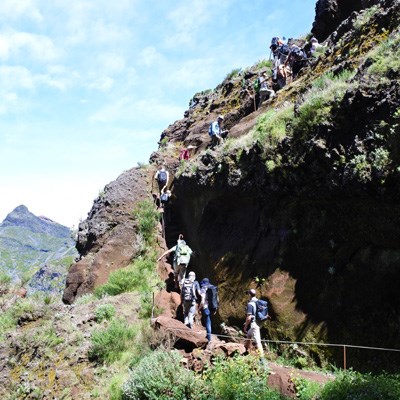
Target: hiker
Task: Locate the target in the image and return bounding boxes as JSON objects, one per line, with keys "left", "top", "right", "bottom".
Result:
{"left": 243, "top": 288, "right": 265, "bottom": 358}
{"left": 259, "top": 72, "right": 275, "bottom": 105}
{"left": 157, "top": 234, "right": 192, "bottom": 289}
{"left": 209, "top": 115, "right": 228, "bottom": 147}
{"left": 181, "top": 271, "right": 201, "bottom": 329}
{"left": 269, "top": 36, "right": 283, "bottom": 82}
{"left": 179, "top": 145, "right": 196, "bottom": 161}
{"left": 199, "top": 277, "right": 219, "bottom": 342}
{"left": 154, "top": 165, "right": 169, "bottom": 193}
{"left": 285, "top": 45, "right": 306, "bottom": 79}
{"left": 160, "top": 188, "right": 171, "bottom": 207}
{"left": 158, "top": 131, "right": 168, "bottom": 145}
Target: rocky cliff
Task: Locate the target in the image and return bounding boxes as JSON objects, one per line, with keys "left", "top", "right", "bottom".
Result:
{"left": 64, "top": 0, "right": 400, "bottom": 371}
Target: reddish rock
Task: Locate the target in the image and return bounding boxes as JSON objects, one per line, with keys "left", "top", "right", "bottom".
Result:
{"left": 214, "top": 342, "right": 246, "bottom": 356}
{"left": 153, "top": 316, "right": 208, "bottom": 350}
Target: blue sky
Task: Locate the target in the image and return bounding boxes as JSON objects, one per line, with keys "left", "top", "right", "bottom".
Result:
{"left": 0, "top": 0, "right": 316, "bottom": 228}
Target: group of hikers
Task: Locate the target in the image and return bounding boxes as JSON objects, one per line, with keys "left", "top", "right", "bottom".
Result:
{"left": 153, "top": 165, "right": 172, "bottom": 209}
{"left": 156, "top": 232, "right": 269, "bottom": 359}
{"left": 150, "top": 36, "right": 320, "bottom": 354}
{"left": 253, "top": 35, "right": 322, "bottom": 109}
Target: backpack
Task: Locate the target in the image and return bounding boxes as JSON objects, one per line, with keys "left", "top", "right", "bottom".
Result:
{"left": 270, "top": 37, "right": 280, "bottom": 48}
{"left": 176, "top": 243, "right": 192, "bottom": 265}
{"left": 160, "top": 192, "right": 169, "bottom": 203}
{"left": 206, "top": 285, "right": 219, "bottom": 311}
{"left": 291, "top": 46, "right": 304, "bottom": 60}
{"left": 253, "top": 78, "right": 260, "bottom": 93}
{"left": 181, "top": 279, "right": 195, "bottom": 302}
{"left": 250, "top": 299, "right": 269, "bottom": 322}
{"left": 279, "top": 43, "right": 290, "bottom": 56}
{"left": 208, "top": 123, "right": 214, "bottom": 137}
{"left": 157, "top": 170, "right": 168, "bottom": 185}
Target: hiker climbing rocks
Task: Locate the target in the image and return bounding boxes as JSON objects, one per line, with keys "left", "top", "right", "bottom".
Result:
{"left": 157, "top": 234, "right": 193, "bottom": 289}
{"left": 285, "top": 45, "right": 306, "bottom": 80}
{"left": 258, "top": 72, "right": 275, "bottom": 105}
{"left": 181, "top": 271, "right": 201, "bottom": 329}
{"left": 209, "top": 115, "right": 228, "bottom": 147}
{"left": 199, "top": 278, "right": 219, "bottom": 342}
{"left": 243, "top": 288, "right": 265, "bottom": 359}
{"left": 160, "top": 188, "right": 171, "bottom": 207}
{"left": 179, "top": 145, "right": 196, "bottom": 161}
{"left": 154, "top": 165, "right": 169, "bottom": 193}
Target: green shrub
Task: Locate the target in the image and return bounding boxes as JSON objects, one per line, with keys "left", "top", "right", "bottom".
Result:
{"left": 292, "top": 70, "right": 355, "bottom": 140}
{"left": 95, "top": 255, "right": 158, "bottom": 298}
{"left": 367, "top": 31, "right": 400, "bottom": 80}
{"left": 89, "top": 318, "right": 137, "bottom": 364}
{"left": 253, "top": 107, "right": 294, "bottom": 147}
{"left": 95, "top": 304, "right": 116, "bottom": 322}
{"left": 0, "top": 272, "right": 11, "bottom": 285}
{"left": 225, "top": 68, "right": 242, "bottom": 80}
{"left": 33, "top": 324, "right": 64, "bottom": 348}
{"left": 353, "top": 5, "right": 380, "bottom": 31}
{"left": 0, "top": 312, "right": 16, "bottom": 338}
{"left": 122, "top": 350, "right": 207, "bottom": 400}
{"left": 292, "top": 376, "right": 322, "bottom": 399}
{"left": 256, "top": 59, "right": 273, "bottom": 69}
{"left": 203, "top": 355, "right": 285, "bottom": 400}
{"left": 132, "top": 200, "right": 159, "bottom": 244}
{"left": 74, "top": 293, "right": 96, "bottom": 305}
{"left": 320, "top": 370, "right": 400, "bottom": 400}
{"left": 95, "top": 266, "right": 140, "bottom": 297}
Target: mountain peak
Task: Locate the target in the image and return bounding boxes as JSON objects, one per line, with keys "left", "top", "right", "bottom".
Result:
{"left": 1, "top": 205, "right": 71, "bottom": 238}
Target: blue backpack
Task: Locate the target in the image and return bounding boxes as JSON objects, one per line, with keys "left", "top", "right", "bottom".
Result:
{"left": 158, "top": 170, "right": 168, "bottom": 185}
{"left": 251, "top": 299, "right": 269, "bottom": 322}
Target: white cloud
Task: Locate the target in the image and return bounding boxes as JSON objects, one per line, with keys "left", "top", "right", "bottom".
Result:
{"left": 88, "top": 97, "right": 184, "bottom": 124}
{"left": 0, "top": 92, "right": 19, "bottom": 115}
{"left": 0, "top": 0, "right": 43, "bottom": 23}
{"left": 87, "top": 76, "right": 114, "bottom": 92}
{"left": 165, "top": 58, "right": 217, "bottom": 89}
{"left": 0, "top": 66, "right": 35, "bottom": 90}
{"left": 0, "top": 31, "right": 59, "bottom": 62}
{"left": 139, "top": 46, "right": 165, "bottom": 67}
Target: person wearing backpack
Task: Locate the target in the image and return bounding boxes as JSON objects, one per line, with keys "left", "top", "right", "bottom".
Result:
{"left": 199, "top": 278, "right": 219, "bottom": 342}
{"left": 154, "top": 165, "right": 169, "bottom": 193}
{"left": 181, "top": 271, "right": 201, "bottom": 329}
{"left": 156, "top": 234, "right": 193, "bottom": 289}
{"left": 258, "top": 72, "right": 275, "bottom": 105}
{"left": 209, "top": 115, "right": 228, "bottom": 147}
{"left": 243, "top": 288, "right": 265, "bottom": 359}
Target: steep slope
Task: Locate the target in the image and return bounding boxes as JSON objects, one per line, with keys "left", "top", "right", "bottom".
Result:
{"left": 63, "top": 0, "right": 400, "bottom": 371}
{"left": 0, "top": 205, "right": 77, "bottom": 293}
{"left": 63, "top": 168, "right": 151, "bottom": 303}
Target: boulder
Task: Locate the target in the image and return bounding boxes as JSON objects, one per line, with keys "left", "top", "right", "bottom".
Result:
{"left": 153, "top": 316, "right": 208, "bottom": 350}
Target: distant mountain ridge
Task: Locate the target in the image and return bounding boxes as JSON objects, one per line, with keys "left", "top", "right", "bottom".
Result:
{"left": 0, "top": 205, "right": 78, "bottom": 292}
{"left": 1, "top": 205, "right": 70, "bottom": 238}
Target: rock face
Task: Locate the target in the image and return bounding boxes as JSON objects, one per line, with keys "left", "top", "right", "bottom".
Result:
{"left": 0, "top": 205, "right": 77, "bottom": 292}
{"left": 311, "top": 0, "right": 380, "bottom": 41}
{"left": 63, "top": 0, "right": 400, "bottom": 371}
{"left": 63, "top": 167, "right": 150, "bottom": 303}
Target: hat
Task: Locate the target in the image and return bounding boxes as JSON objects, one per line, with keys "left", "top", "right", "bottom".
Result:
{"left": 247, "top": 288, "right": 256, "bottom": 296}
{"left": 217, "top": 115, "right": 224, "bottom": 120}
{"left": 188, "top": 271, "right": 196, "bottom": 278}
{"left": 187, "top": 145, "right": 196, "bottom": 149}
{"left": 200, "top": 278, "right": 210, "bottom": 286}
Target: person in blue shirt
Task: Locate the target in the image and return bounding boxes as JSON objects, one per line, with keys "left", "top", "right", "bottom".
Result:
{"left": 210, "top": 115, "right": 229, "bottom": 147}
